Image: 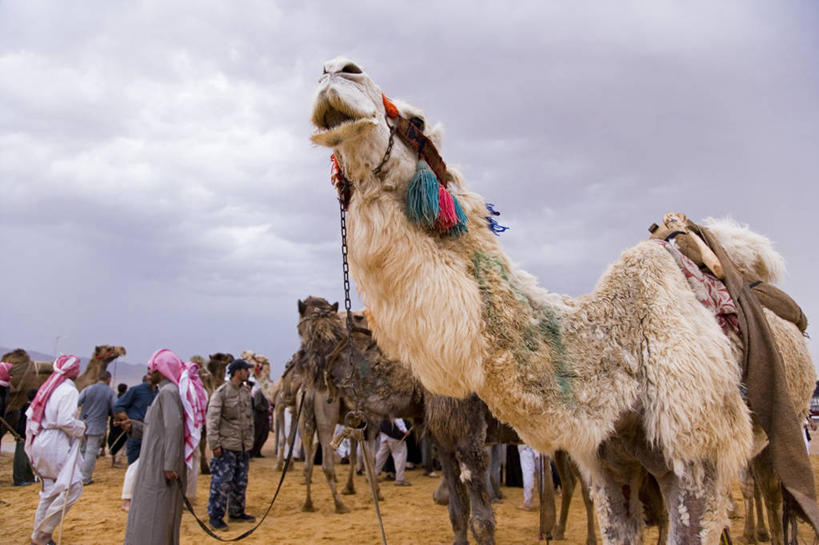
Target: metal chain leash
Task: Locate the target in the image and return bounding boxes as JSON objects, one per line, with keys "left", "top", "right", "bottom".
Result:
{"left": 339, "top": 199, "right": 357, "bottom": 403}
{"left": 337, "top": 195, "right": 389, "bottom": 545}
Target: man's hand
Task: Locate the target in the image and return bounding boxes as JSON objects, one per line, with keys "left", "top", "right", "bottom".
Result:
{"left": 164, "top": 470, "right": 178, "bottom": 481}
{"left": 213, "top": 447, "right": 223, "bottom": 458}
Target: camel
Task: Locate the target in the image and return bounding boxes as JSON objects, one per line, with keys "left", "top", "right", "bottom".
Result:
{"left": 194, "top": 352, "right": 234, "bottom": 475}
{"left": 309, "top": 58, "right": 815, "bottom": 545}
{"left": 295, "top": 297, "right": 425, "bottom": 513}
{"left": 273, "top": 352, "right": 306, "bottom": 470}
{"left": 74, "top": 345, "right": 127, "bottom": 391}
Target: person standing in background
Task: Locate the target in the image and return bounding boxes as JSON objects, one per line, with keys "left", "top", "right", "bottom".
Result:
{"left": 77, "top": 370, "right": 115, "bottom": 484}
{"left": 206, "top": 359, "right": 255, "bottom": 531}
{"left": 25, "top": 355, "right": 86, "bottom": 545}
{"left": 13, "top": 387, "right": 37, "bottom": 486}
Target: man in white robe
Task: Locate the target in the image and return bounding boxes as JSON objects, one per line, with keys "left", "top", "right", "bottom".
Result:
{"left": 25, "top": 355, "right": 86, "bottom": 545}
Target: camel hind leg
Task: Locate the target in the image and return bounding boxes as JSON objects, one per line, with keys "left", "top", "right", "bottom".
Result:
{"left": 752, "top": 452, "right": 781, "bottom": 545}
{"left": 299, "top": 391, "right": 317, "bottom": 512}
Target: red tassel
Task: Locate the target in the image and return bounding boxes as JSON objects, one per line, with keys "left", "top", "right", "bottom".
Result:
{"left": 330, "top": 154, "right": 342, "bottom": 187}
{"left": 435, "top": 184, "right": 458, "bottom": 232}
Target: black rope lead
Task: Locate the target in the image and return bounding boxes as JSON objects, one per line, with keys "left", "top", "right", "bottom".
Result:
{"left": 179, "top": 392, "right": 305, "bottom": 542}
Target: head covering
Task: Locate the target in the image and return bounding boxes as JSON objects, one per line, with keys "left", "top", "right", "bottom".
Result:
{"left": 0, "top": 361, "right": 11, "bottom": 388}
{"left": 148, "top": 348, "right": 208, "bottom": 470}
{"left": 25, "top": 354, "right": 81, "bottom": 442}
{"left": 227, "top": 358, "right": 251, "bottom": 376}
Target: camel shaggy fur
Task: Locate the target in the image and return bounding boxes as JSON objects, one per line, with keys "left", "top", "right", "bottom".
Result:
{"left": 309, "top": 58, "right": 815, "bottom": 545}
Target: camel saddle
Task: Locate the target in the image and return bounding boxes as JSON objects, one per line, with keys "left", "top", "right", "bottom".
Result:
{"left": 688, "top": 223, "right": 819, "bottom": 533}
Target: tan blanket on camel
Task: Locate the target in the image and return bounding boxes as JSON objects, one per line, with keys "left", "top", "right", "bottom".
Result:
{"left": 690, "top": 223, "right": 819, "bottom": 533}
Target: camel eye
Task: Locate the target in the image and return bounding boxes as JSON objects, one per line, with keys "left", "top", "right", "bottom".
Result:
{"left": 410, "top": 116, "right": 425, "bottom": 132}
{"left": 341, "top": 63, "right": 362, "bottom": 74}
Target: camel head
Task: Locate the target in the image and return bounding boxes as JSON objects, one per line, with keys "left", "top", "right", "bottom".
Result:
{"left": 207, "top": 352, "right": 234, "bottom": 381}
{"left": 310, "top": 58, "right": 452, "bottom": 212}
{"left": 297, "top": 296, "right": 343, "bottom": 346}
{"left": 92, "top": 345, "right": 127, "bottom": 363}
{"left": 2, "top": 348, "right": 32, "bottom": 367}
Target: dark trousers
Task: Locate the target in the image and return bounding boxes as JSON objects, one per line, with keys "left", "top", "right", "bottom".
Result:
{"left": 125, "top": 438, "right": 142, "bottom": 465}
{"left": 13, "top": 441, "right": 34, "bottom": 485}
{"left": 207, "top": 450, "right": 250, "bottom": 520}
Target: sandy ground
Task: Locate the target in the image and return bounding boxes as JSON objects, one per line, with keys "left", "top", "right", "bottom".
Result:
{"left": 2, "top": 443, "right": 818, "bottom": 545}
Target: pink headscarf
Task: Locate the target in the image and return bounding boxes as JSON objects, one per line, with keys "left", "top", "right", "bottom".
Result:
{"left": 148, "top": 349, "right": 208, "bottom": 470}
{"left": 0, "top": 361, "right": 11, "bottom": 388}
{"left": 26, "top": 355, "right": 81, "bottom": 438}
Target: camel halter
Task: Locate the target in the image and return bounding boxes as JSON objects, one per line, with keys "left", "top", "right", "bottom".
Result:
{"left": 330, "top": 93, "right": 468, "bottom": 236}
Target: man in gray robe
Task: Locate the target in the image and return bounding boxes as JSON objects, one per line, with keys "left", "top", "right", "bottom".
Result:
{"left": 123, "top": 361, "right": 186, "bottom": 545}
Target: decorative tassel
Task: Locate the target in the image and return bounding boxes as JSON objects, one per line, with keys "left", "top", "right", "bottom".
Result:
{"left": 435, "top": 185, "right": 458, "bottom": 232}
{"left": 485, "top": 202, "right": 509, "bottom": 236}
{"left": 406, "top": 160, "right": 440, "bottom": 228}
{"left": 450, "top": 196, "right": 469, "bottom": 235}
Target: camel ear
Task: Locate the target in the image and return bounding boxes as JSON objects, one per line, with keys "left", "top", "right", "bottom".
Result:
{"left": 298, "top": 299, "right": 306, "bottom": 316}
{"left": 331, "top": 302, "right": 339, "bottom": 312}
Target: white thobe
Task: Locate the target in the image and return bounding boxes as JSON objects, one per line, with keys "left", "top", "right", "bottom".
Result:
{"left": 25, "top": 380, "right": 86, "bottom": 542}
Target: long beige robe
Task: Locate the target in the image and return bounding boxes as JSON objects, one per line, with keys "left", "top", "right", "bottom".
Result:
{"left": 124, "top": 380, "right": 186, "bottom": 545}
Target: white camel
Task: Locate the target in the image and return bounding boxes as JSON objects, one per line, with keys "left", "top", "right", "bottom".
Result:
{"left": 309, "top": 57, "right": 815, "bottom": 545}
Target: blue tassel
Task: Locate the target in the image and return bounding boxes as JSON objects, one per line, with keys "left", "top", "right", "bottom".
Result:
{"left": 406, "top": 160, "right": 440, "bottom": 228}
{"left": 485, "top": 202, "right": 509, "bottom": 236}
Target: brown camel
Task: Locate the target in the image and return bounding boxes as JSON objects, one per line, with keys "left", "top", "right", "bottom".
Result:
{"left": 273, "top": 352, "right": 305, "bottom": 471}
{"left": 74, "top": 345, "right": 127, "bottom": 391}
{"left": 295, "top": 297, "right": 424, "bottom": 513}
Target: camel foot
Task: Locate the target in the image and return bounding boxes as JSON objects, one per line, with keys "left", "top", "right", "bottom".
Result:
{"left": 334, "top": 502, "right": 350, "bottom": 514}
{"left": 738, "top": 535, "right": 756, "bottom": 545}
{"left": 552, "top": 527, "right": 567, "bottom": 541}
{"left": 275, "top": 462, "right": 284, "bottom": 472}
{"left": 302, "top": 501, "right": 315, "bottom": 513}
{"left": 342, "top": 486, "right": 355, "bottom": 496}
{"left": 756, "top": 529, "right": 770, "bottom": 542}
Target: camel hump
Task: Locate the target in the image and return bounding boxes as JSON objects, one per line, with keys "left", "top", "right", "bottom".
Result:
{"left": 703, "top": 217, "right": 786, "bottom": 284}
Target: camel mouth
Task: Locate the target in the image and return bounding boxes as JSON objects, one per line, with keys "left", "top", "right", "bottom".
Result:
{"left": 310, "top": 90, "right": 379, "bottom": 146}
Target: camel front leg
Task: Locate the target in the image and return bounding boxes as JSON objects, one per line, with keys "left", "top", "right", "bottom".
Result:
{"left": 580, "top": 471, "right": 598, "bottom": 545}
{"left": 740, "top": 468, "right": 760, "bottom": 544}
{"left": 299, "top": 394, "right": 317, "bottom": 512}
{"left": 314, "top": 394, "right": 349, "bottom": 514}
{"left": 553, "top": 450, "right": 576, "bottom": 541}
{"left": 588, "top": 463, "right": 644, "bottom": 545}
{"left": 461, "top": 443, "right": 495, "bottom": 545}
{"left": 655, "top": 464, "right": 727, "bottom": 545}
{"left": 342, "top": 436, "right": 356, "bottom": 495}
{"left": 439, "top": 447, "right": 471, "bottom": 545}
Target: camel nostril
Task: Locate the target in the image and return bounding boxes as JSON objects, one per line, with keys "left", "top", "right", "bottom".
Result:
{"left": 341, "top": 63, "right": 362, "bottom": 74}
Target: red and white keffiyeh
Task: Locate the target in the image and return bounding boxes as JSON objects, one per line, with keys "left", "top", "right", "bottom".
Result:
{"left": 148, "top": 349, "right": 208, "bottom": 470}
{"left": 655, "top": 239, "right": 740, "bottom": 336}
{"left": 0, "top": 361, "right": 11, "bottom": 387}
{"left": 26, "top": 355, "right": 81, "bottom": 440}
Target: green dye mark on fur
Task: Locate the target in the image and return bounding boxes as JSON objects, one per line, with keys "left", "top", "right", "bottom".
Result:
{"left": 470, "top": 251, "right": 574, "bottom": 401}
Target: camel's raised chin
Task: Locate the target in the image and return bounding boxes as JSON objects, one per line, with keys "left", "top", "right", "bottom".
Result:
{"left": 310, "top": 57, "right": 381, "bottom": 148}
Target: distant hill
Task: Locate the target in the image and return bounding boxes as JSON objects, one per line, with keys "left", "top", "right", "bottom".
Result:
{"left": 0, "top": 346, "right": 147, "bottom": 387}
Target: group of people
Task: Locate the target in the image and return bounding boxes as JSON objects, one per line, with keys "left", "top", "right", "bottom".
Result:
{"left": 15, "top": 350, "right": 260, "bottom": 545}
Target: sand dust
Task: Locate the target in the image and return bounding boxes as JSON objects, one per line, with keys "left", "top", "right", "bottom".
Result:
{"left": 2, "top": 444, "right": 818, "bottom": 544}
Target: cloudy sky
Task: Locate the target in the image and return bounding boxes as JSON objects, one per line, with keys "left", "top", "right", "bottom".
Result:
{"left": 1, "top": 1, "right": 817, "bottom": 377}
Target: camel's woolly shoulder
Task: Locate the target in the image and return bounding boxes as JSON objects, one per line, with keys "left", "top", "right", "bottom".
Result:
{"left": 703, "top": 217, "right": 786, "bottom": 284}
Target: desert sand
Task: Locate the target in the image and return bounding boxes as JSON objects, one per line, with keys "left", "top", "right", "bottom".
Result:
{"left": 2, "top": 443, "right": 818, "bottom": 545}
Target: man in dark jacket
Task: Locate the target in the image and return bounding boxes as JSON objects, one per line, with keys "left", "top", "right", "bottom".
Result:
{"left": 113, "top": 372, "right": 158, "bottom": 465}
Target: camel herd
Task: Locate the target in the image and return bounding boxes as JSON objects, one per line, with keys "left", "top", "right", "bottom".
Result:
{"left": 3, "top": 58, "right": 816, "bottom": 545}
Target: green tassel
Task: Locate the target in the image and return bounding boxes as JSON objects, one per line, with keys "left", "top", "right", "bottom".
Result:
{"left": 448, "top": 195, "right": 469, "bottom": 235}
{"left": 406, "top": 160, "right": 440, "bottom": 228}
